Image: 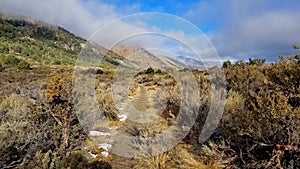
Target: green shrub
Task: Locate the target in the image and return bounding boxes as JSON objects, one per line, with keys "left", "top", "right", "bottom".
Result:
{"left": 0, "top": 45, "right": 10, "bottom": 54}
{"left": 53, "top": 59, "right": 62, "bottom": 65}
{"left": 0, "top": 63, "right": 4, "bottom": 71}
{"left": 145, "top": 67, "right": 155, "bottom": 74}
{"left": 222, "top": 60, "right": 231, "bottom": 68}
{"left": 248, "top": 58, "right": 266, "bottom": 66}
{"left": 4, "top": 54, "right": 20, "bottom": 65}
{"left": 103, "top": 56, "right": 119, "bottom": 66}
{"left": 17, "top": 59, "right": 31, "bottom": 70}
{"left": 155, "top": 69, "right": 162, "bottom": 74}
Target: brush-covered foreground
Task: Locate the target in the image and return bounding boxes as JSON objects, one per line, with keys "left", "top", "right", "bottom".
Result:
{"left": 0, "top": 56, "right": 299, "bottom": 169}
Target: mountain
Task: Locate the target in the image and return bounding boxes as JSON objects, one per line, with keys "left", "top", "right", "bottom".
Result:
{"left": 0, "top": 14, "right": 87, "bottom": 65}
{"left": 0, "top": 14, "right": 131, "bottom": 71}
{"left": 175, "top": 56, "right": 223, "bottom": 70}
{"left": 0, "top": 14, "right": 218, "bottom": 71}
{"left": 111, "top": 46, "right": 187, "bottom": 70}
{"left": 176, "top": 56, "right": 204, "bottom": 69}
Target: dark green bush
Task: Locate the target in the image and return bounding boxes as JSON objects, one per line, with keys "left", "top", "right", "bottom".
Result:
{"left": 145, "top": 67, "right": 155, "bottom": 74}
{"left": 155, "top": 69, "right": 162, "bottom": 74}
{"left": 4, "top": 54, "right": 20, "bottom": 65}
{"left": 0, "top": 45, "right": 10, "bottom": 54}
{"left": 248, "top": 58, "right": 266, "bottom": 66}
{"left": 103, "top": 56, "right": 120, "bottom": 66}
{"left": 17, "top": 59, "right": 31, "bottom": 70}
{"left": 53, "top": 59, "right": 62, "bottom": 65}
{"left": 0, "top": 63, "right": 4, "bottom": 71}
{"left": 222, "top": 60, "right": 231, "bottom": 68}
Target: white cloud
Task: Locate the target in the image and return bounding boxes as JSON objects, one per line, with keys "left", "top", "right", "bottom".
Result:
{"left": 0, "top": 1, "right": 184, "bottom": 55}
{"left": 211, "top": 11, "right": 300, "bottom": 59}
{"left": 4, "top": 0, "right": 297, "bottom": 61}
{"left": 0, "top": 0, "right": 119, "bottom": 37}
{"left": 88, "top": 13, "right": 220, "bottom": 62}
{"left": 185, "top": 0, "right": 300, "bottom": 60}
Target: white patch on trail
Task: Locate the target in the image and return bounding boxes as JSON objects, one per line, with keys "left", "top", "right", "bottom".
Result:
{"left": 118, "top": 114, "right": 128, "bottom": 121}
{"left": 88, "top": 152, "right": 98, "bottom": 158}
{"left": 99, "top": 143, "right": 112, "bottom": 151}
{"left": 89, "top": 131, "right": 111, "bottom": 136}
{"left": 101, "top": 151, "right": 109, "bottom": 157}
{"left": 128, "top": 96, "right": 134, "bottom": 99}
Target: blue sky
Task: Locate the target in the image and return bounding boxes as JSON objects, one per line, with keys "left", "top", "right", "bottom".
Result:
{"left": 1, "top": 0, "right": 300, "bottom": 61}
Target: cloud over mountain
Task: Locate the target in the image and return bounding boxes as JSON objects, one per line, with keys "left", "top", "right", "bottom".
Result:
{"left": 0, "top": 0, "right": 119, "bottom": 37}
{"left": 1, "top": 0, "right": 300, "bottom": 61}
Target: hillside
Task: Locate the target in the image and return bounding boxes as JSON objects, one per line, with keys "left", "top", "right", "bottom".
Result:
{"left": 0, "top": 14, "right": 129, "bottom": 71}
{"left": 0, "top": 14, "right": 86, "bottom": 65}
{"left": 0, "top": 14, "right": 205, "bottom": 72}
{"left": 111, "top": 46, "right": 188, "bottom": 70}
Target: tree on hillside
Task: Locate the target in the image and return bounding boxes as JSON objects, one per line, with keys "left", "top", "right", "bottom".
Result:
{"left": 249, "top": 58, "right": 266, "bottom": 66}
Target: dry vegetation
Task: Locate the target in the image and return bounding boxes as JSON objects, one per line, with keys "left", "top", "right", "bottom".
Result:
{"left": 0, "top": 55, "right": 299, "bottom": 169}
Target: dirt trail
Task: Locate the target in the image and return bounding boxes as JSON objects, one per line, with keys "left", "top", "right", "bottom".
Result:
{"left": 131, "top": 85, "right": 149, "bottom": 111}
{"left": 88, "top": 83, "right": 168, "bottom": 160}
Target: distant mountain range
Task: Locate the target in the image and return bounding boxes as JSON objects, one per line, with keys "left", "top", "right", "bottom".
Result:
{"left": 175, "top": 56, "right": 222, "bottom": 70}
{"left": 111, "top": 46, "right": 188, "bottom": 70}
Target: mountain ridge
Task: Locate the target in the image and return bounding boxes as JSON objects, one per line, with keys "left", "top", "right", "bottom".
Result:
{"left": 0, "top": 13, "right": 217, "bottom": 71}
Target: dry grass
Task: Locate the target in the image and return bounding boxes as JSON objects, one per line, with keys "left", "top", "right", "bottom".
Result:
{"left": 95, "top": 79, "right": 119, "bottom": 121}
{"left": 0, "top": 55, "right": 299, "bottom": 168}
{"left": 134, "top": 153, "right": 171, "bottom": 169}
{"left": 82, "top": 137, "right": 113, "bottom": 161}
{"left": 0, "top": 94, "right": 35, "bottom": 150}
{"left": 134, "top": 143, "right": 222, "bottom": 169}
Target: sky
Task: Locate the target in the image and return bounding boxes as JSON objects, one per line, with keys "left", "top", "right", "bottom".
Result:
{"left": 0, "top": 0, "right": 300, "bottom": 62}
